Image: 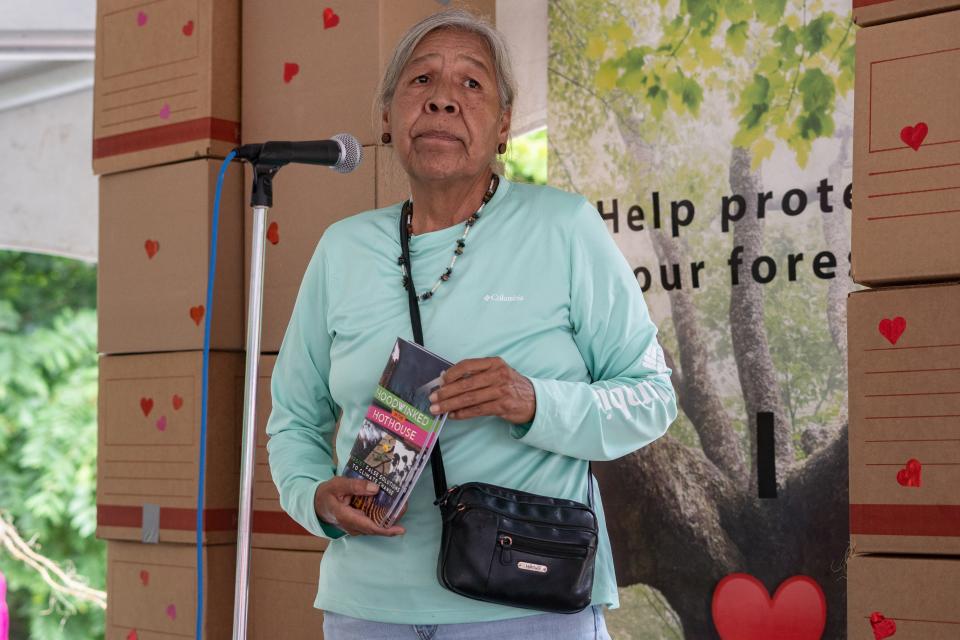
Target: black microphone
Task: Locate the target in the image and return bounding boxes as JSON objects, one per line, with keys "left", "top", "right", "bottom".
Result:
{"left": 234, "top": 133, "right": 362, "bottom": 173}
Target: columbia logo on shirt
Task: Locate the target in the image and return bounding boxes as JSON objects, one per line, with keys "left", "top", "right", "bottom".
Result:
{"left": 483, "top": 293, "right": 525, "bottom": 302}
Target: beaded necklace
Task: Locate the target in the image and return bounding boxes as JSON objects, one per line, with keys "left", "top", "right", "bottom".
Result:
{"left": 398, "top": 174, "right": 500, "bottom": 302}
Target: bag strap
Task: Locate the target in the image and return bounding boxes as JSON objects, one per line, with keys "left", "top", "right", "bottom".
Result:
{"left": 398, "top": 204, "right": 595, "bottom": 509}
{"left": 399, "top": 204, "right": 449, "bottom": 501}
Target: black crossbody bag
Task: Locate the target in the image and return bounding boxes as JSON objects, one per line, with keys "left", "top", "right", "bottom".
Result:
{"left": 399, "top": 210, "right": 599, "bottom": 614}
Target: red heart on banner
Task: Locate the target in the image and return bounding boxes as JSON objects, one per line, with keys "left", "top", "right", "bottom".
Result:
{"left": 323, "top": 7, "right": 340, "bottom": 29}
{"left": 896, "top": 458, "right": 921, "bottom": 488}
{"left": 266, "top": 221, "right": 280, "bottom": 245}
{"left": 144, "top": 239, "right": 159, "bottom": 259}
{"left": 182, "top": 20, "right": 194, "bottom": 36}
{"left": 140, "top": 397, "right": 154, "bottom": 417}
{"left": 189, "top": 305, "right": 204, "bottom": 326}
{"left": 870, "top": 611, "right": 897, "bottom": 639}
{"left": 172, "top": 394, "right": 183, "bottom": 410}
{"left": 877, "top": 317, "right": 906, "bottom": 345}
{"left": 712, "top": 573, "right": 826, "bottom": 640}
{"left": 900, "top": 122, "right": 928, "bottom": 151}
{"left": 283, "top": 62, "right": 300, "bottom": 83}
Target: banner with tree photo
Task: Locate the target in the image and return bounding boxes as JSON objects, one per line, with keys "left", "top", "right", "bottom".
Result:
{"left": 548, "top": 0, "right": 855, "bottom": 636}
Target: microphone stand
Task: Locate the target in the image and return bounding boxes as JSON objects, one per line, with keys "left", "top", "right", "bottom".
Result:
{"left": 232, "top": 160, "right": 281, "bottom": 640}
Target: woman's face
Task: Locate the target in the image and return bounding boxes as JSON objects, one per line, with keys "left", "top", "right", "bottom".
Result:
{"left": 385, "top": 29, "right": 510, "bottom": 183}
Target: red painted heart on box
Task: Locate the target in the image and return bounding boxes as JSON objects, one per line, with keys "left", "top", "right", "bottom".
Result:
{"left": 182, "top": 20, "right": 194, "bottom": 36}
{"left": 172, "top": 394, "right": 183, "bottom": 410}
{"left": 189, "top": 305, "right": 204, "bottom": 326}
{"left": 127, "top": 630, "right": 138, "bottom": 640}
{"left": 140, "top": 397, "right": 154, "bottom": 417}
{"left": 900, "top": 122, "right": 928, "bottom": 151}
{"left": 144, "top": 239, "right": 159, "bottom": 259}
{"left": 323, "top": 7, "right": 340, "bottom": 29}
{"left": 712, "top": 573, "right": 826, "bottom": 640}
{"left": 283, "top": 62, "right": 300, "bottom": 83}
{"left": 139, "top": 569, "right": 149, "bottom": 586}
{"left": 870, "top": 611, "right": 897, "bottom": 639}
{"left": 896, "top": 458, "right": 921, "bottom": 488}
{"left": 267, "top": 221, "right": 280, "bottom": 245}
{"left": 878, "top": 316, "right": 906, "bottom": 345}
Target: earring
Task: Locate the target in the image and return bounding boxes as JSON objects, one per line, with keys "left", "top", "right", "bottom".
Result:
{"left": 497, "top": 142, "right": 507, "bottom": 154}
{"left": 381, "top": 132, "right": 392, "bottom": 144}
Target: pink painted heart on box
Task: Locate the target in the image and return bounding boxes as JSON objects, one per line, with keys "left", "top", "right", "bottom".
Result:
{"left": 159, "top": 103, "right": 171, "bottom": 119}
{"left": 870, "top": 611, "right": 897, "bottom": 639}
{"left": 166, "top": 603, "right": 176, "bottom": 620}
{"left": 712, "top": 573, "right": 826, "bottom": 640}
{"left": 136, "top": 11, "right": 147, "bottom": 26}
{"left": 878, "top": 316, "right": 906, "bottom": 345}
{"left": 155, "top": 415, "right": 167, "bottom": 432}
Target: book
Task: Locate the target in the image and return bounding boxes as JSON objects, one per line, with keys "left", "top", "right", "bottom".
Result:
{"left": 344, "top": 338, "right": 452, "bottom": 527}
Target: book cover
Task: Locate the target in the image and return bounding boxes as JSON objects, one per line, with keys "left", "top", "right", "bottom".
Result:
{"left": 344, "top": 338, "right": 452, "bottom": 527}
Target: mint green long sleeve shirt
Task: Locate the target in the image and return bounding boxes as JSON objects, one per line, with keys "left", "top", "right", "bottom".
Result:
{"left": 265, "top": 177, "right": 677, "bottom": 624}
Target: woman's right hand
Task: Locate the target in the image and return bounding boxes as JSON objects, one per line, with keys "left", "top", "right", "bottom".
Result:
{"left": 313, "top": 477, "right": 406, "bottom": 537}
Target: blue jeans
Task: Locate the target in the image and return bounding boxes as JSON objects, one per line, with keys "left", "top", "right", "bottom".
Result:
{"left": 322, "top": 605, "right": 612, "bottom": 639}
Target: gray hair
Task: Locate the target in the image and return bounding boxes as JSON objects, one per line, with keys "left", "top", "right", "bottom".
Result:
{"left": 376, "top": 9, "right": 517, "bottom": 120}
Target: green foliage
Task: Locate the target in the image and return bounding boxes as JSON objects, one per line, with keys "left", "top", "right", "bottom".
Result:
{"left": 581, "top": 0, "right": 854, "bottom": 169}
{"left": 0, "top": 251, "right": 104, "bottom": 640}
{"left": 503, "top": 128, "right": 548, "bottom": 185}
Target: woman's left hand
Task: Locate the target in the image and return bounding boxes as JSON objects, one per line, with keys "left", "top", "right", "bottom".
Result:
{"left": 429, "top": 357, "right": 536, "bottom": 424}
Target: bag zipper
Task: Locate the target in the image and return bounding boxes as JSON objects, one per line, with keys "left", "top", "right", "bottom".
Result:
{"left": 498, "top": 533, "right": 589, "bottom": 559}
{"left": 451, "top": 502, "right": 596, "bottom": 532}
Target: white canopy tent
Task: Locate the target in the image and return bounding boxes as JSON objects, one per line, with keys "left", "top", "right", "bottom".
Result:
{"left": 0, "top": 0, "right": 546, "bottom": 264}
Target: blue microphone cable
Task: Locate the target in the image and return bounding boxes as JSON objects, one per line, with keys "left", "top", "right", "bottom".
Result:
{"left": 196, "top": 149, "right": 238, "bottom": 639}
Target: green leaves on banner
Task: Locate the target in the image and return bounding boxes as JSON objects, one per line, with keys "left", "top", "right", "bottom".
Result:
{"left": 801, "top": 14, "right": 833, "bottom": 54}
{"left": 580, "top": 0, "right": 853, "bottom": 167}
{"left": 725, "top": 22, "right": 749, "bottom": 55}
{"left": 755, "top": 0, "right": 789, "bottom": 26}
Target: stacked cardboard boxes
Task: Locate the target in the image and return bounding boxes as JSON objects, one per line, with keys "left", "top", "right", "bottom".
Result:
{"left": 93, "top": 1, "right": 248, "bottom": 638}
{"left": 96, "top": 1, "right": 499, "bottom": 636}
{"left": 848, "top": 5, "right": 960, "bottom": 637}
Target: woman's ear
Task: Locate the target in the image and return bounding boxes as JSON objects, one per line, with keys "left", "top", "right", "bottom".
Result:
{"left": 381, "top": 109, "right": 391, "bottom": 136}
{"left": 498, "top": 107, "right": 512, "bottom": 143}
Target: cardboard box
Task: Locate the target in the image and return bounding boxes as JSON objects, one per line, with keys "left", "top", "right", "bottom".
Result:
{"left": 852, "top": 10, "right": 960, "bottom": 285}
{"left": 106, "top": 541, "right": 235, "bottom": 640}
{"left": 848, "top": 283, "right": 960, "bottom": 555}
{"left": 241, "top": 0, "right": 495, "bottom": 148}
{"left": 242, "top": 154, "right": 376, "bottom": 353}
{"left": 97, "top": 351, "right": 245, "bottom": 544}
{"left": 852, "top": 0, "right": 960, "bottom": 26}
{"left": 252, "top": 356, "right": 329, "bottom": 552}
{"left": 847, "top": 554, "right": 960, "bottom": 639}
{"left": 98, "top": 158, "right": 244, "bottom": 355}
{"left": 93, "top": 0, "right": 240, "bottom": 175}
{"left": 249, "top": 548, "right": 325, "bottom": 639}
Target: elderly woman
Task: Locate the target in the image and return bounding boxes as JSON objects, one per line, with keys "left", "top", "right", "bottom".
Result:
{"left": 265, "top": 9, "right": 677, "bottom": 640}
